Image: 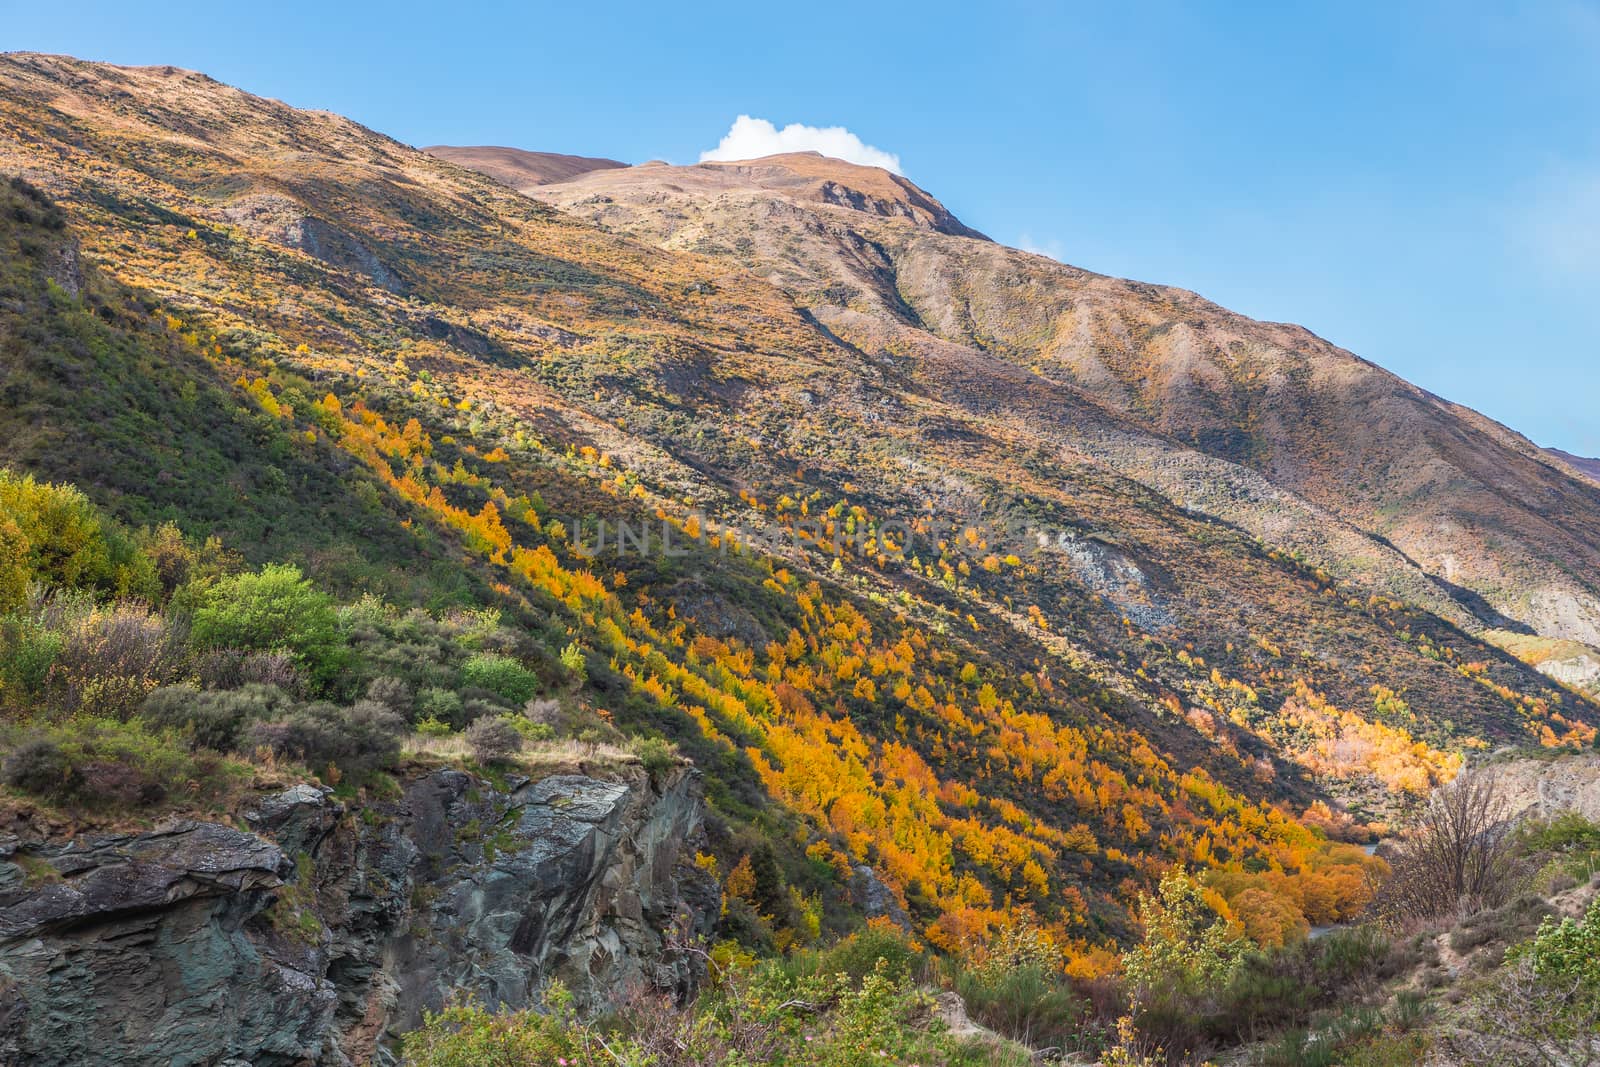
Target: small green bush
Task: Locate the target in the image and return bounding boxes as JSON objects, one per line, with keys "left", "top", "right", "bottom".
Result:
{"left": 508, "top": 717, "right": 554, "bottom": 742}
{"left": 0, "top": 618, "right": 63, "bottom": 699}
{"left": 248, "top": 699, "right": 402, "bottom": 779}
{"left": 403, "top": 988, "right": 589, "bottom": 1067}
{"left": 460, "top": 653, "right": 539, "bottom": 704}
{"left": 1, "top": 738, "right": 78, "bottom": 797}
{"left": 630, "top": 735, "right": 678, "bottom": 778}
{"left": 1389, "top": 989, "right": 1432, "bottom": 1032}
{"left": 953, "top": 962, "right": 1083, "bottom": 1048}
{"left": 819, "top": 921, "right": 925, "bottom": 983}
{"left": 418, "top": 687, "right": 466, "bottom": 728}
{"left": 189, "top": 564, "right": 347, "bottom": 691}
{"left": 1314, "top": 924, "right": 1392, "bottom": 983}
{"left": 0, "top": 470, "right": 112, "bottom": 596}
{"left": 0, "top": 717, "right": 247, "bottom": 809}
{"left": 366, "top": 675, "right": 414, "bottom": 716}
{"left": 140, "top": 682, "right": 295, "bottom": 753}
{"left": 1525, "top": 895, "right": 1600, "bottom": 1003}
{"left": 415, "top": 715, "right": 453, "bottom": 738}
{"left": 1124, "top": 870, "right": 1247, "bottom": 998}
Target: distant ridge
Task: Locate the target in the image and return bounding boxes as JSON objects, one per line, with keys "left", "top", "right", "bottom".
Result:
{"left": 424, "top": 145, "right": 626, "bottom": 187}
{"left": 1550, "top": 448, "right": 1600, "bottom": 484}
{"left": 537, "top": 150, "right": 989, "bottom": 240}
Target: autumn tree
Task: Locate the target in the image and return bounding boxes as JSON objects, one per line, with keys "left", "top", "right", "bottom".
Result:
{"left": 1123, "top": 870, "right": 1246, "bottom": 1001}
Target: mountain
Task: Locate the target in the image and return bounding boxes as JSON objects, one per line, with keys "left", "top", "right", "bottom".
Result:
{"left": 425, "top": 145, "right": 626, "bottom": 187}
{"left": 526, "top": 154, "right": 1600, "bottom": 653}
{"left": 2, "top": 50, "right": 1597, "bottom": 971}
{"left": 1549, "top": 447, "right": 1600, "bottom": 484}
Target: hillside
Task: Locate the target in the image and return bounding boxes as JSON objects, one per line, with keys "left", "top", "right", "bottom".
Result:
{"left": 1, "top": 48, "right": 1598, "bottom": 1013}
{"left": 528, "top": 154, "right": 1600, "bottom": 654}
{"left": 1549, "top": 447, "right": 1600, "bottom": 484}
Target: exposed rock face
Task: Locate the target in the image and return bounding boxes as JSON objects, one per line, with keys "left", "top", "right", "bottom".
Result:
{"left": 0, "top": 767, "right": 710, "bottom": 1066}
{"left": 1493, "top": 753, "right": 1600, "bottom": 825}
{"left": 220, "top": 193, "right": 408, "bottom": 294}
{"left": 849, "top": 864, "right": 912, "bottom": 931}
{"left": 1539, "top": 649, "right": 1600, "bottom": 691}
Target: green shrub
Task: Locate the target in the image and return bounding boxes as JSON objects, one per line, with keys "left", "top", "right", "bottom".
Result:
{"left": 1124, "top": 870, "right": 1247, "bottom": 999}
{"left": 1518, "top": 812, "right": 1600, "bottom": 888}
{"left": 460, "top": 653, "right": 539, "bottom": 704}
{"left": 248, "top": 699, "right": 402, "bottom": 779}
{"left": 1340, "top": 1033, "right": 1432, "bottom": 1067}
{"left": 415, "top": 715, "right": 453, "bottom": 738}
{"left": 819, "top": 921, "right": 925, "bottom": 982}
{"left": 1137, "top": 923, "right": 1401, "bottom": 1050}
{"left": 0, "top": 717, "right": 247, "bottom": 809}
{"left": 140, "top": 682, "right": 295, "bottom": 752}
{"left": 1389, "top": 989, "right": 1432, "bottom": 1032}
{"left": 1525, "top": 896, "right": 1600, "bottom": 1004}
{"left": 630, "top": 735, "right": 679, "bottom": 778}
{"left": 366, "top": 675, "right": 414, "bottom": 716}
{"left": 418, "top": 687, "right": 466, "bottom": 728}
{"left": 1313, "top": 924, "right": 1392, "bottom": 983}
{"left": 2, "top": 738, "right": 77, "bottom": 797}
{"left": 402, "top": 989, "right": 590, "bottom": 1067}
{"left": 953, "top": 962, "right": 1083, "bottom": 1048}
{"left": 510, "top": 719, "right": 554, "bottom": 742}
{"left": 189, "top": 564, "right": 347, "bottom": 691}
{"left": 0, "top": 618, "right": 63, "bottom": 699}
{"left": 0, "top": 470, "right": 110, "bottom": 594}
{"left": 1517, "top": 811, "right": 1600, "bottom": 855}
{"left": 559, "top": 641, "right": 585, "bottom": 678}
{"left": 1259, "top": 1005, "right": 1382, "bottom": 1067}
{"left": 0, "top": 513, "right": 30, "bottom": 615}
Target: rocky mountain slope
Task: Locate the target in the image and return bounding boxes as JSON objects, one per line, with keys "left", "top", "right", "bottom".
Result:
{"left": 526, "top": 154, "right": 1600, "bottom": 652}
{"left": 0, "top": 764, "right": 708, "bottom": 1066}
{"left": 1549, "top": 447, "right": 1600, "bottom": 484}
{"left": 1, "top": 50, "right": 1597, "bottom": 993}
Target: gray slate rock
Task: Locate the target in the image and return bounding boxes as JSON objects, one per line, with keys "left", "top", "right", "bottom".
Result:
{"left": 0, "top": 766, "right": 709, "bottom": 1066}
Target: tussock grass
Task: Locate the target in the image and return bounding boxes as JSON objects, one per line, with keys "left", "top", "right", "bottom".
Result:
{"left": 402, "top": 732, "right": 637, "bottom": 775}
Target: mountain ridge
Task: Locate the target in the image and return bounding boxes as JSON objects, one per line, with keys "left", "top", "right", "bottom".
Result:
{"left": 1548, "top": 447, "right": 1600, "bottom": 484}
{"left": 425, "top": 145, "right": 627, "bottom": 187}
{"left": 523, "top": 151, "right": 1600, "bottom": 651}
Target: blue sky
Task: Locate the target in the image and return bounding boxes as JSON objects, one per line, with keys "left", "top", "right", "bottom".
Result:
{"left": 8, "top": 1, "right": 1599, "bottom": 454}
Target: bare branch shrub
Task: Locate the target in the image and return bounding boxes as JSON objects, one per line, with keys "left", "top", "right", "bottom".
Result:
{"left": 1370, "top": 768, "right": 1522, "bottom": 922}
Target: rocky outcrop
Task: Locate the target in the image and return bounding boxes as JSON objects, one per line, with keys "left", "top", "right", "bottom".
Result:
{"left": 220, "top": 193, "right": 408, "bottom": 294}
{"left": 0, "top": 766, "right": 711, "bottom": 1066}
{"left": 1492, "top": 752, "right": 1600, "bottom": 824}
{"left": 849, "top": 864, "right": 911, "bottom": 930}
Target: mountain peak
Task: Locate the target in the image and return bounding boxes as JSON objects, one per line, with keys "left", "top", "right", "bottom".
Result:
{"left": 434, "top": 145, "right": 986, "bottom": 240}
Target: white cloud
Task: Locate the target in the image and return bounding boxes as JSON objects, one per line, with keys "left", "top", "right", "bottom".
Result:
{"left": 1015, "top": 232, "right": 1066, "bottom": 262}
{"left": 700, "top": 116, "right": 902, "bottom": 174}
